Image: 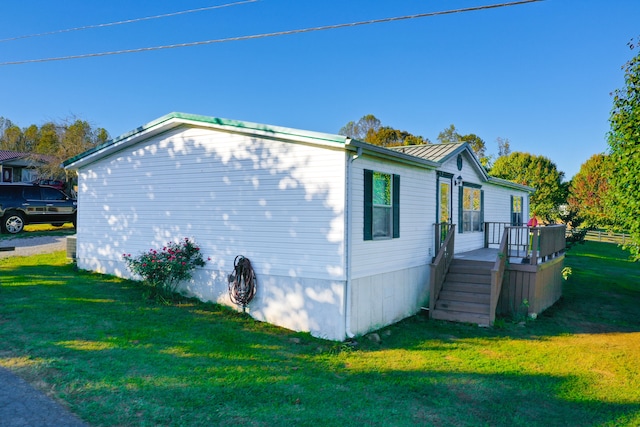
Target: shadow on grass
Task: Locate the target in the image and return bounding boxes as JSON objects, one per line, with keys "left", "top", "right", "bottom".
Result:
{"left": 1, "top": 244, "right": 639, "bottom": 426}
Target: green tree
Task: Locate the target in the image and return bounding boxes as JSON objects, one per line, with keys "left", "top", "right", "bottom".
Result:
{"left": 339, "top": 114, "right": 381, "bottom": 141}
{"left": 437, "top": 124, "right": 490, "bottom": 166}
{"left": 339, "top": 115, "right": 429, "bottom": 147}
{"left": 1, "top": 116, "right": 109, "bottom": 182}
{"left": 34, "top": 118, "right": 109, "bottom": 179}
{"left": 567, "top": 153, "right": 611, "bottom": 229}
{"left": 490, "top": 152, "right": 567, "bottom": 222}
{"left": 437, "top": 124, "right": 461, "bottom": 144}
{"left": 461, "top": 133, "right": 488, "bottom": 167}
{"left": 22, "top": 125, "right": 39, "bottom": 153}
{"left": 35, "top": 122, "right": 60, "bottom": 155}
{"left": 607, "top": 38, "right": 640, "bottom": 259}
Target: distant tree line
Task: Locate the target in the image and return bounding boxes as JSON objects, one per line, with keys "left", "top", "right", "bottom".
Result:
{"left": 0, "top": 116, "right": 109, "bottom": 180}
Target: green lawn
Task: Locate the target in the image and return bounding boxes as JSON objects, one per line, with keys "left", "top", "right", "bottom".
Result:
{"left": 0, "top": 242, "right": 639, "bottom": 426}
{"left": 0, "top": 223, "right": 76, "bottom": 241}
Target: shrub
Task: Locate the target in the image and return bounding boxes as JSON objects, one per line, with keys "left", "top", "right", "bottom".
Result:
{"left": 123, "top": 238, "right": 208, "bottom": 300}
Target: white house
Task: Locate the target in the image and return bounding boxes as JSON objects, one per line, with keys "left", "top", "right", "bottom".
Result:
{"left": 63, "top": 112, "right": 533, "bottom": 340}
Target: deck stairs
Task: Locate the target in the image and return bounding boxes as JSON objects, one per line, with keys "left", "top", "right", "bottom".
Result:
{"left": 431, "top": 258, "right": 493, "bottom": 326}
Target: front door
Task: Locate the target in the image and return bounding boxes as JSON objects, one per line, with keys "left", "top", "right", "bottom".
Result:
{"left": 438, "top": 178, "right": 452, "bottom": 225}
{"left": 436, "top": 173, "right": 453, "bottom": 250}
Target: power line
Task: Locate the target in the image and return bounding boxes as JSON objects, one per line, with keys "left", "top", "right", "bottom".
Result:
{"left": 0, "top": 0, "right": 543, "bottom": 67}
{"left": 0, "top": 0, "right": 259, "bottom": 43}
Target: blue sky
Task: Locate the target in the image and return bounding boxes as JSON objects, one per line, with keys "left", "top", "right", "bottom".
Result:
{"left": 1, "top": 0, "right": 638, "bottom": 179}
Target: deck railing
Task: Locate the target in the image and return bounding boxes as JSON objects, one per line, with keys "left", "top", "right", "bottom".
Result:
{"left": 530, "top": 225, "right": 566, "bottom": 264}
{"left": 433, "top": 222, "right": 454, "bottom": 257}
{"left": 484, "top": 223, "right": 566, "bottom": 264}
{"left": 489, "top": 230, "right": 508, "bottom": 325}
{"left": 429, "top": 224, "right": 455, "bottom": 315}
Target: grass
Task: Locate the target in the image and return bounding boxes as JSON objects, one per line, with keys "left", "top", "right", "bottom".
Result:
{"left": 0, "top": 223, "right": 76, "bottom": 241}
{"left": 0, "top": 241, "right": 639, "bottom": 426}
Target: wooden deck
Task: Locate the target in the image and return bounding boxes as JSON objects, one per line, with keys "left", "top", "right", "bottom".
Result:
{"left": 429, "top": 225, "right": 566, "bottom": 326}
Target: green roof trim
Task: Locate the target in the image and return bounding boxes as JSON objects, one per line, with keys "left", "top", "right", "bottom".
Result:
{"left": 63, "top": 112, "right": 349, "bottom": 168}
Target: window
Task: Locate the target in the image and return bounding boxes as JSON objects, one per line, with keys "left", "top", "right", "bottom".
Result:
{"left": 364, "top": 169, "right": 400, "bottom": 240}
{"left": 458, "top": 184, "right": 484, "bottom": 233}
{"left": 23, "top": 187, "right": 40, "bottom": 200}
{"left": 42, "top": 187, "right": 67, "bottom": 201}
{"left": 511, "top": 196, "right": 523, "bottom": 226}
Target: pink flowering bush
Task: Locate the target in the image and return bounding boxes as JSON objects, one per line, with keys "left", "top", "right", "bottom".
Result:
{"left": 123, "top": 238, "right": 208, "bottom": 300}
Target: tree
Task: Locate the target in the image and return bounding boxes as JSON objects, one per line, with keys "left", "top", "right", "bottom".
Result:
{"left": 567, "top": 153, "right": 612, "bottom": 229}
{"left": 339, "top": 115, "right": 429, "bottom": 147}
{"left": 497, "top": 137, "right": 511, "bottom": 157}
{"left": 607, "top": 38, "right": 640, "bottom": 259}
{"left": 0, "top": 117, "right": 25, "bottom": 152}
{"left": 437, "top": 124, "right": 490, "bottom": 166}
{"left": 437, "top": 124, "right": 460, "bottom": 144}
{"left": 490, "top": 152, "right": 567, "bottom": 222}
{"left": 0, "top": 116, "right": 110, "bottom": 181}
{"left": 339, "top": 114, "right": 381, "bottom": 141}
{"left": 33, "top": 118, "right": 109, "bottom": 179}
{"left": 461, "top": 133, "right": 488, "bottom": 167}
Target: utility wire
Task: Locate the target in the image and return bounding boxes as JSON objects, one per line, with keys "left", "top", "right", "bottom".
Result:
{"left": 0, "top": 0, "right": 542, "bottom": 67}
{"left": 0, "top": 0, "right": 259, "bottom": 43}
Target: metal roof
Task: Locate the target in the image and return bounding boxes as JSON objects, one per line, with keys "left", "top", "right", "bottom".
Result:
{"left": 390, "top": 143, "right": 467, "bottom": 163}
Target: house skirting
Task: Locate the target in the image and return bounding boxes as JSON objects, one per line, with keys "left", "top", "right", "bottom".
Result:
{"left": 497, "top": 255, "right": 565, "bottom": 318}
{"left": 349, "top": 264, "right": 430, "bottom": 337}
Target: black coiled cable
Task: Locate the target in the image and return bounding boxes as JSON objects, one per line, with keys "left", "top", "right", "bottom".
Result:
{"left": 228, "top": 255, "right": 257, "bottom": 310}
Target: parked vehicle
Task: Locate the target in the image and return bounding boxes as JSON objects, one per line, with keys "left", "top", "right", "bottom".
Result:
{"left": 32, "top": 178, "right": 65, "bottom": 191}
{"left": 0, "top": 183, "right": 77, "bottom": 234}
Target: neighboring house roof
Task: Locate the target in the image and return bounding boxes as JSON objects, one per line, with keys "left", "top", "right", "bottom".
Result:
{"left": 0, "top": 150, "right": 54, "bottom": 164}
{"left": 0, "top": 150, "right": 31, "bottom": 163}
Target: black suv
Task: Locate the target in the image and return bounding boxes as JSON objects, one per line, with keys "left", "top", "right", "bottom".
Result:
{"left": 0, "top": 183, "right": 77, "bottom": 234}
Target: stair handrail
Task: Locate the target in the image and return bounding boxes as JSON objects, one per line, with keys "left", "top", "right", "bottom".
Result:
{"left": 429, "top": 224, "right": 455, "bottom": 316}
{"left": 489, "top": 228, "right": 509, "bottom": 325}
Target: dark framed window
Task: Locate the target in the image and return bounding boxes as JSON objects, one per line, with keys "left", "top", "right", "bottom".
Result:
{"left": 511, "top": 196, "right": 523, "bottom": 226}
{"left": 458, "top": 183, "right": 484, "bottom": 233}
{"left": 364, "top": 169, "right": 400, "bottom": 240}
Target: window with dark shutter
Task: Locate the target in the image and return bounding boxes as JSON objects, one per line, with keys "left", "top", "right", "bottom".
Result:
{"left": 364, "top": 169, "right": 400, "bottom": 240}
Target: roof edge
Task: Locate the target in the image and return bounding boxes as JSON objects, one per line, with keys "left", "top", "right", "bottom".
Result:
{"left": 487, "top": 176, "right": 536, "bottom": 192}
{"left": 64, "top": 112, "right": 350, "bottom": 169}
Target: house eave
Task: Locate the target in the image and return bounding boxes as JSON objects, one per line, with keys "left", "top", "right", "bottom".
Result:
{"left": 64, "top": 112, "right": 350, "bottom": 170}
{"left": 346, "top": 139, "right": 440, "bottom": 169}
{"left": 487, "top": 176, "right": 536, "bottom": 193}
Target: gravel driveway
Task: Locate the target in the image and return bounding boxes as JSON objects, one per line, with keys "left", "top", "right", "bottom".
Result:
{"left": 0, "top": 235, "right": 68, "bottom": 258}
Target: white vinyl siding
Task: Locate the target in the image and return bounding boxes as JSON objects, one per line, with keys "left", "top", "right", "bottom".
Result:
{"left": 350, "top": 157, "right": 435, "bottom": 279}
{"left": 76, "top": 127, "right": 347, "bottom": 282}
{"left": 435, "top": 150, "right": 529, "bottom": 253}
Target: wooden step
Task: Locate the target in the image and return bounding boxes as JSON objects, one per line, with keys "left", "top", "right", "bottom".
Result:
{"left": 439, "top": 289, "right": 490, "bottom": 304}
{"left": 446, "top": 272, "right": 491, "bottom": 285}
{"left": 450, "top": 259, "right": 493, "bottom": 269}
{"left": 429, "top": 257, "right": 495, "bottom": 327}
{"left": 444, "top": 281, "right": 490, "bottom": 294}
{"left": 448, "top": 264, "right": 492, "bottom": 275}
{"left": 430, "top": 309, "right": 490, "bottom": 326}
{"left": 435, "top": 299, "right": 489, "bottom": 315}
